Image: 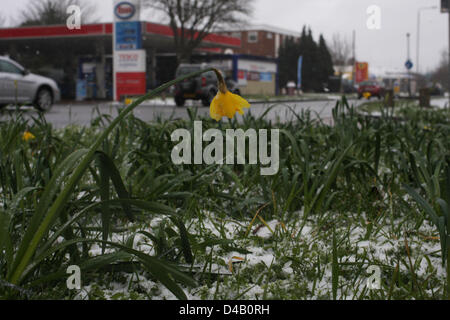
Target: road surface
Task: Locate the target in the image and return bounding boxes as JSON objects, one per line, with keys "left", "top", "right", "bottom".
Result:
{"left": 0, "top": 98, "right": 363, "bottom": 128}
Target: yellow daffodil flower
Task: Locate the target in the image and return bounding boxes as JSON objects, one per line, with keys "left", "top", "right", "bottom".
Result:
{"left": 22, "top": 131, "right": 35, "bottom": 142}
{"left": 363, "top": 92, "right": 372, "bottom": 99}
{"left": 210, "top": 68, "right": 250, "bottom": 121}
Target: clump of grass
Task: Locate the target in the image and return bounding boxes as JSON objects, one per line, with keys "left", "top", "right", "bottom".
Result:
{"left": 1, "top": 93, "right": 449, "bottom": 300}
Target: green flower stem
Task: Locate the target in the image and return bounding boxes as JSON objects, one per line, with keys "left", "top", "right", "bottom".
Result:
{"left": 212, "top": 68, "right": 227, "bottom": 93}
{"left": 447, "top": 246, "right": 450, "bottom": 299}
{"left": 9, "top": 67, "right": 216, "bottom": 285}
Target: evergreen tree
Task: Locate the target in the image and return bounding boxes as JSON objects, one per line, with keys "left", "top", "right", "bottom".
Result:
{"left": 298, "top": 27, "right": 319, "bottom": 92}
{"left": 278, "top": 26, "right": 336, "bottom": 93}
{"left": 318, "top": 34, "right": 335, "bottom": 89}
{"left": 278, "top": 36, "right": 299, "bottom": 89}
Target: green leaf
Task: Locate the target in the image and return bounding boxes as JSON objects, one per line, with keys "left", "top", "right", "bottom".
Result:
{"left": 8, "top": 67, "right": 215, "bottom": 285}
{"left": 404, "top": 184, "right": 439, "bottom": 227}
{"left": 8, "top": 149, "right": 89, "bottom": 281}
{"left": 171, "top": 217, "right": 193, "bottom": 264}
{"left": 95, "top": 152, "right": 112, "bottom": 254}
{"left": 95, "top": 151, "right": 134, "bottom": 221}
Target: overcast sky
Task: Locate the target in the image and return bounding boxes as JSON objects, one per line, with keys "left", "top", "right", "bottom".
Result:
{"left": 1, "top": 0, "right": 448, "bottom": 73}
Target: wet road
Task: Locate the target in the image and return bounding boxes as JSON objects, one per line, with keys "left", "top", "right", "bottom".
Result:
{"left": 0, "top": 98, "right": 363, "bottom": 128}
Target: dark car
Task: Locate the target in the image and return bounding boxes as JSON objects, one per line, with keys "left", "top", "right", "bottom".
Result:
{"left": 357, "top": 80, "right": 385, "bottom": 99}
{"left": 174, "top": 63, "right": 241, "bottom": 107}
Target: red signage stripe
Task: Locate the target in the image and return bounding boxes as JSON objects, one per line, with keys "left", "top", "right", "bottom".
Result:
{"left": 197, "top": 47, "right": 223, "bottom": 53}
{"left": 105, "top": 24, "right": 113, "bottom": 34}
{"left": 204, "top": 33, "right": 240, "bottom": 47}
{"left": 145, "top": 22, "right": 174, "bottom": 37}
{"left": 145, "top": 22, "right": 240, "bottom": 47}
{"left": 0, "top": 24, "right": 109, "bottom": 39}
{"left": 0, "top": 21, "right": 240, "bottom": 47}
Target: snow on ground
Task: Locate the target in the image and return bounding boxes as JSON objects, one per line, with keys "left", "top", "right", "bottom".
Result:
{"left": 135, "top": 98, "right": 201, "bottom": 108}
{"left": 141, "top": 98, "right": 176, "bottom": 107}
{"left": 73, "top": 208, "right": 445, "bottom": 300}
{"left": 431, "top": 98, "right": 450, "bottom": 109}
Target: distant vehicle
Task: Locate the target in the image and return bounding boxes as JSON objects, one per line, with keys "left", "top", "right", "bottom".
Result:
{"left": 0, "top": 56, "right": 61, "bottom": 111}
{"left": 429, "top": 83, "right": 443, "bottom": 96}
{"left": 357, "top": 80, "right": 385, "bottom": 99}
{"left": 342, "top": 79, "right": 357, "bottom": 94}
{"left": 174, "top": 63, "right": 241, "bottom": 107}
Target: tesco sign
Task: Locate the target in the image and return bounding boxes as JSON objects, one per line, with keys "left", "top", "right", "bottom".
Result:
{"left": 114, "top": 50, "right": 146, "bottom": 72}
{"left": 114, "top": 1, "right": 136, "bottom": 20}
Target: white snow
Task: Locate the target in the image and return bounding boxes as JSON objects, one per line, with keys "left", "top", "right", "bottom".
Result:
{"left": 431, "top": 98, "right": 449, "bottom": 109}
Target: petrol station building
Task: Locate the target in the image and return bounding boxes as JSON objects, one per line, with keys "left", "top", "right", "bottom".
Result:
{"left": 0, "top": 21, "right": 244, "bottom": 100}
{"left": 0, "top": 12, "right": 279, "bottom": 101}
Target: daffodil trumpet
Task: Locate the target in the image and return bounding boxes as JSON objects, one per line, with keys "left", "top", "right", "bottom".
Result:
{"left": 210, "top": 68, "right": 251, "bottom": 121}
{"left": 22, "top": 131, "right": 36, "bottom": 142}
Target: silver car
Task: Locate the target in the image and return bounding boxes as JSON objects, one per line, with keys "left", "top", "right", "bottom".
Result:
{"left": 0, "top": 56, "right": 60, "bottom": 111}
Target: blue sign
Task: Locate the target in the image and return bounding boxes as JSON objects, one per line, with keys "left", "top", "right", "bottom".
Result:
{"left": 115, "top": 21, "right": 142, "bottom": 50}
{"left": 405, "top": 59, "right": 413, "bottom": 70}
{"left": 297, "top": 56, "right": 303, "bottom": 89}
{"left": 76, "top": 79, "right": 87, "bottom": 101}
{"left": 260, "top": 72, "right": 272, "bottom": 82}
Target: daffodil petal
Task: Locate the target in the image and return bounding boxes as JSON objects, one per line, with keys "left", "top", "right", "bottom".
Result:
{"left": 209, "top": 90, "right": 251, "bottom": 121}
{"left": 210, "top": 96, "right": 223, "bottom": 121}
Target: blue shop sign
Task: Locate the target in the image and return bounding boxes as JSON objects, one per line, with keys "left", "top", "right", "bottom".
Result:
{"left": 260, "top": 72, "right": 273, "bottom": 82}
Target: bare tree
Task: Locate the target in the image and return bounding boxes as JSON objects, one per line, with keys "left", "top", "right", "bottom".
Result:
{"left": 329, "top": 33, "right": 352, "bottom": 66}
{"left": 143, "top": 0, "right": 253, "bottom": 63}
{"left": 0, "top": 13, "right": 7, "bottom": 27}
{"left": 20, "top": 0, "right": 97, "bottom": 26}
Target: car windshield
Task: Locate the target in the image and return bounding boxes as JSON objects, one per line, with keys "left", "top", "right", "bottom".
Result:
{"left": 360, "top": 81, "right": 377, "bottom": 86}
{"left": 0, "top": 59, "right": 23, "bottom": 74}
{"left": 176, "top": 66, "right": 201, "bottom": 76}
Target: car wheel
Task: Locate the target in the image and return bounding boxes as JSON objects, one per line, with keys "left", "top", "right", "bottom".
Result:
{"left": 34, "top": 87, "right": 53, "bottom": 112}
{"left": 175, "top": 96, "right": 185, "bottom": 107}
{"left": 233, "top": 89, "right": 241, "bottom": 96}
{"left": 0, "top": 104, "right": 6, "bottom": 110}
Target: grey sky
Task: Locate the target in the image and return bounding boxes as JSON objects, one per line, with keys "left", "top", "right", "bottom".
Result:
{"left": 1, "top": 0, "right": 448, "bottom": 73}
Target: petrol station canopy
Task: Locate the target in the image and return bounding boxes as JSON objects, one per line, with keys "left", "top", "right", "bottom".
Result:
{"left": 0, "top": 22, "right": 278, "bottom": 100}
{"left": 0, "top": 21, "right": 241, "bottom": 53}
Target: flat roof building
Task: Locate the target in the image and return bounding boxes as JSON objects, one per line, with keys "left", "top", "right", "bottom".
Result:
{"left": 217, "top": 24, "right": 301, "bottom": 58}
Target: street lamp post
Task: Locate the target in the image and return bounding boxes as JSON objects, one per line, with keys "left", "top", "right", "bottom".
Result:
{"left": 443, "top": 0, "right": 450, "bottom": 108}
{"left": 407, "top": 33, "right": 411, "bottom": 96}
{"left": 416, "top": 6, "right": 437, "bottom": 74}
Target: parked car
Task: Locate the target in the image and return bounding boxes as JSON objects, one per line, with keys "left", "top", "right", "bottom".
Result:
{"left": 0, "top": 56, "right": 61, "bottom": 111}
{"left": 357, "top": 80, "right": 385, "bottom": 99}
{"left": 342, "top": 79, "right": 357, "bottom": 94}
{"left": 174, "top": 63, "right": 241, "bottom": 107}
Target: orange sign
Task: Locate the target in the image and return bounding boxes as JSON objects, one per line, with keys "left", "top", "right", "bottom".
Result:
{"left": 355, "top": 62, "right": 369, "bottom": 83}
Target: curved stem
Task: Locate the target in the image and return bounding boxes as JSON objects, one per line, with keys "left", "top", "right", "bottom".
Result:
{"left": 212, "top": 68, "right": 228, "bottom": 94}
{"left": 9, "top": 67, "right": 217, "bottom": 284}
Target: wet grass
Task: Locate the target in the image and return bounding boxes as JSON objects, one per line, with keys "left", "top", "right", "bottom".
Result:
{"left": 0, "top": 93, "right": 449, "bottom": 300}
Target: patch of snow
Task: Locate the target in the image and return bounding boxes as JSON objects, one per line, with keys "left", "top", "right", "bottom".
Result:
{"left": 254, "top": 220, "right": 279, "bottom": 239}
{"left": 431, "top": 98, "right": 449, "bottom": 109}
